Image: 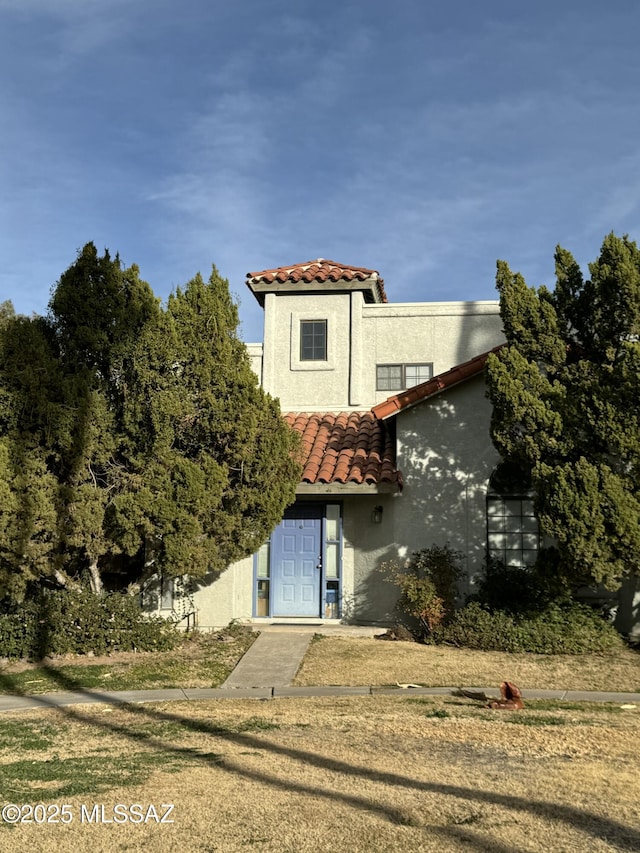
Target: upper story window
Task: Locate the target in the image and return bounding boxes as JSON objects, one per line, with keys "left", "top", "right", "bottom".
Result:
{"left": 376, "top": 363, "right": 433, "bottom": 392}
{"left": 300, "top": 320, "right": 327, "bottom": 361}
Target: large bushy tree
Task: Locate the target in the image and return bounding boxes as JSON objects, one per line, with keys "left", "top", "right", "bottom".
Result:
{"left": 0, "top": 245, "right": 300, "bottom": 600}
{"left": 487, "top": 233, "right": 640, "bottom": 590}
{"left": 109, "top": 267, "right": 301, "bottom": 580}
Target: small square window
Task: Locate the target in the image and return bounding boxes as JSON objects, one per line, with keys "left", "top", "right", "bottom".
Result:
{"left": 376, "top": 364, "right": 403, "bottom": 391}
{"left": 300, "top": 320, "right": 327, "bottom": 361}
{"left": 405, "top": 364, "right": 433, "bottom": 387}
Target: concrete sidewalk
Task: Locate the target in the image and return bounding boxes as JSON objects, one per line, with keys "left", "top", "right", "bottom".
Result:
{"left": 0, "top": 628, "right": 639, "bottom": 712}
{"left": 0, "top": 684, "right": 638, "bottom": 714}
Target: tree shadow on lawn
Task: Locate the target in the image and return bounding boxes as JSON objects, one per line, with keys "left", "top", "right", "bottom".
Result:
{"left": 0, "top": 666, "right": 638, "bottom": 852}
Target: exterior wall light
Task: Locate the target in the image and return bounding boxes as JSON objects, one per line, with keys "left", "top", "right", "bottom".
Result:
{"left": 372, "top": 505, "right": 383, "bottom": 524}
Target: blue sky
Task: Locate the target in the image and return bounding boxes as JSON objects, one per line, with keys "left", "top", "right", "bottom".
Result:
{"left": 2, "top": 0, "right": 640, "bottom": 342}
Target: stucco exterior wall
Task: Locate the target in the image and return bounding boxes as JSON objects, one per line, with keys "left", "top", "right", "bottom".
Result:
{"left": 363, "top": 302, "right": 503, "bottom": 405}
{"left": 393, "top": 376, "right": 501, "bottom": 598}
{"left": 341, "top": 493, "right": 400, "bottom": 623}
{"left": 259, "top": 291, "right": 354, "bottom": 410}
{"left": 249, "top": 293, "right": 504, "bottom": 410}
{"left": 246, "top": 343, "right": 263, "bottom": 384}
{"left": 190, "top": 555, "right": 254, "bottom": 630}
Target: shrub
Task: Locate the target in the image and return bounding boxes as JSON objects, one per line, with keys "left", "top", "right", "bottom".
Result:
{"left": 0, "top": 589, "right": 178, "bottom": 659}
{"left": 0, "top": 608, "right": 37, "bottom": 659}
{"left": 443, "top": 600, "right": 623, "bottom": 654}
{"left": 519, "top": 602, "right": 624, "bottom": 654}
{"left": 476, "top": 551, "right": 571, "bottom": 615}
{"left": 476, "top": 556, "right": 546, "bottom": 614}
{"left": 380, "top": 544, "right": 464, "bottom": 641}
{"left": 441, "top": 602, "right": 523, "bottom": 652}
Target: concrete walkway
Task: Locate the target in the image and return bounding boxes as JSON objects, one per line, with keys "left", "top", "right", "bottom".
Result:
{"left": 221, "top": 631, "right": 313, "bottom": 688}
{"left": 0, "top": 626, "right": 639, "bottom": 712}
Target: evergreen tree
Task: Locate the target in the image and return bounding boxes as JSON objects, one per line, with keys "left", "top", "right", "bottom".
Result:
{"left": 109, "top": 266, "right": 301, "bottom": 580}
{"left": 0, "top": 313, "right": 67, "bottom": 599}
{"left": 487, "top": 233, "right": 640, "bottom": 590}
{"left": 46, "top": 243, "right": 160, "bottom": 594}
{"left": 0, "top": 246, "right": 300, "bottom": 600}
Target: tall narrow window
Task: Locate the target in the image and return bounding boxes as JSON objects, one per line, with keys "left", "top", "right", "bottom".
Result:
{"left": 300, "top": 320, "right": 327, "bottom": 361}
{"left": 160, "top": 575, "right": 174, "bottom": 610}
{"left": 324, "top": 504, "right": 341, "bottom": 618}
{"left": 487, "top": 463, "right": 539, "bottom": 568}
{"left": 255, "top": 541, "right": 270, "bottom": 617}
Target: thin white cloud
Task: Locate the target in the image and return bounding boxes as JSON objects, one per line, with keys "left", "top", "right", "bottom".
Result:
{"left": 3, "top": 0, "right": 640, "bottom": 339}
{"left": 584, "top": 154, "right": 640, "bottom": 239}
{"left": 145, "top": 20, "right": 382, "bottom": 334}
{"left": 1, "top": 0, "right": 137, "bottom": 72}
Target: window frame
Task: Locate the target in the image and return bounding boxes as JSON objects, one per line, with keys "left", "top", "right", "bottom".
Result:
{"left": 252, "top": 503, "right": 343, "bottom": 619}
{"left": 299, "top": 319, "right": 328, "bottom": 362}
{"left": 376, "top": 362, "right": 433, "bottom": 392}
{"left": 486, "top": 463, "right": 540, "bottom": 570}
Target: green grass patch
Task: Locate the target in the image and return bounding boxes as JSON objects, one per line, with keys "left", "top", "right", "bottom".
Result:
{"left": 0, "top": 710, "right": 239, "bottom": 815}
{"left": 504, "top": 713, "right": 568, "bottom": 727}
{"left": 0, "top": 750, "right": 200, "bottom": 805}
{"left": 0, "top": 716, "right": 215, "bottom": 757}
{"left": 0, "top": 719, "right": 64, "bottom": 751}
{"left": 405, "top": 695, "right": 635, "bottom": 726}
{"left": 524, "top": 699, "right": 631, "bottom": 713}
{"left": 203, "top": 716, "right": 280, "bottom": 735}
{"left": 130, "top": 715, "right": 280, "bottom": 738}
{"left": 424, "top": 708, "right": 450, "bottom": 719}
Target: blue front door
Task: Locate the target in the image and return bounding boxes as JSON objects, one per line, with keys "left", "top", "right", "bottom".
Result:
{"left": 271, "top": 512, "right": 322, "bottom": 617}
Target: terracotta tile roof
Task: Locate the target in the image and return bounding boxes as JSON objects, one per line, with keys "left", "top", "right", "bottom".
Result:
{"left": 372, "top": 346, "right": 504, "bottom": 420}
{"left": 285, "top": 411, "right": 400, "bottom": 488}
{"left": 247, "top": 258, "right": 388, "bottom": 303}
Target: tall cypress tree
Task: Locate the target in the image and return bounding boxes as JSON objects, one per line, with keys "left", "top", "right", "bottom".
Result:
{"left": 45, "top": 243, "right": 160, "bottom": 594}
{"left": 487, "top": 233, "right": 640, "bottom": 590}
{"left": 0, "top": 311, "right": 68, "bottom": 599}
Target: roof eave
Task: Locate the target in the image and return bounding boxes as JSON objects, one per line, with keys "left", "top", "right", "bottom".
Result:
{"left": 296, "top": 482, "right": 400, "bottom": 495}
{"left": 246, "top": 276, "right": 385, "bottom": 306}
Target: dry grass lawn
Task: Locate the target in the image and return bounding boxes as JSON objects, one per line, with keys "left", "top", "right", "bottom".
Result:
{"left": 295, "top": 636, "right": 640, "bottom": 691}
{"left": 0, "top": 629, "right": 257, "bottom": 695}
{"left": 1, "top": 695, "right": 639, "bottom": 852}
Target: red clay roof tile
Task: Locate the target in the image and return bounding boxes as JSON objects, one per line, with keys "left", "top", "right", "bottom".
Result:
{"left": 247, "top": 259, "right": 388, "bottom": 303}
{"left": 285, "top": 411, "right": 399, "bottom": 488}
{"left": 372, "top": 346, "right": 504, "bottom": 420}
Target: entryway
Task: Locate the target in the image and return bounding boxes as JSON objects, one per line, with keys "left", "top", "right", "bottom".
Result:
{"left": 254, "top": 503, "right": 342, "bottom": 619}
{"left": 271, "top": 513, "right": 321, "bottom": 617}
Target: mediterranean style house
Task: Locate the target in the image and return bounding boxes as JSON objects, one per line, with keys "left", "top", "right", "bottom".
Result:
{"left": 145, "top": 258, "right": 640, "bottom": 637}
